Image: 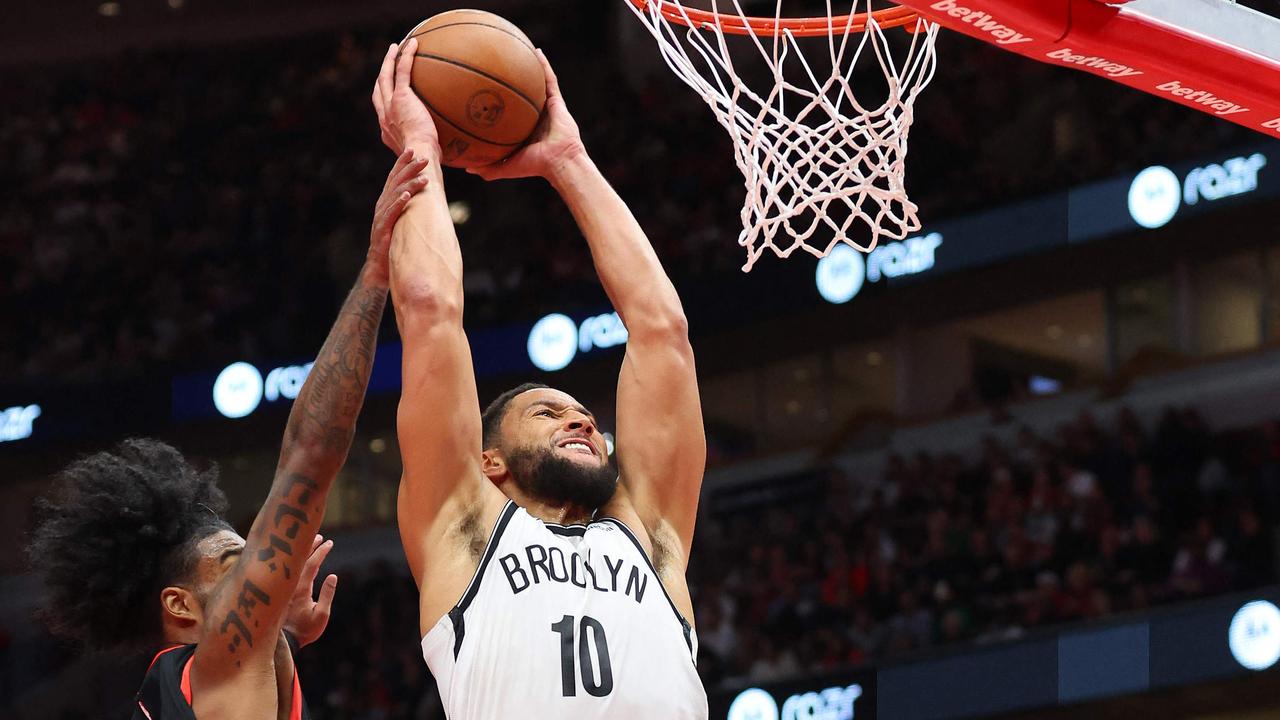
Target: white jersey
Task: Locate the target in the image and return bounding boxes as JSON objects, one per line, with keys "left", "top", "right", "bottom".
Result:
{"left": 422, "top": 500, "right": 708, "bottom": 719}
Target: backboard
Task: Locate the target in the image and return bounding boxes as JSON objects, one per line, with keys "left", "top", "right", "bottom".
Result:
{"left": 894, "top": 0, "right": 1280, "bottom": 138}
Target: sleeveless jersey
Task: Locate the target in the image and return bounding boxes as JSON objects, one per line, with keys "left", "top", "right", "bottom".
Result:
{"left": 132, "top": 641, "right": 310, "bottom": 720}
{"left": 422, "top": 501, "right": 708, "bottom": 719}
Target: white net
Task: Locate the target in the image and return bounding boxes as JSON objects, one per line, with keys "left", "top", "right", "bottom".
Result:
{"left": 624, "top": 0, "right": 939, "bottom": 271}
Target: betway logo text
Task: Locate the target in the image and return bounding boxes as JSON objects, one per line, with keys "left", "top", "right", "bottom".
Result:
{"left": 1156, "top": 80, "right": 1250, "bottom": 117}
{"left": 1046, "top": 48, "right": 1142, "bottom": 79}
{"left": 930, "top": 0, "right": 1033, "bottom": 45}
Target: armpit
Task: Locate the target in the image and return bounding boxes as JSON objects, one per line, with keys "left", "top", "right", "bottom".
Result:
{"left": 454, "top": 508, "right": 486, "bottom": 561}
{"left": 647, "top": 519, "right": 682, "bottom": 579}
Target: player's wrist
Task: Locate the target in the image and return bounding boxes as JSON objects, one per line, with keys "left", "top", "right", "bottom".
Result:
{"left": 546, "top": 146, "right": 593, "bottom": 190}
{"left": 361, "top": 255, "right": 392, "bottom": 289}
{"left": 404, "top": 137, "right": 443, "bottom": 165}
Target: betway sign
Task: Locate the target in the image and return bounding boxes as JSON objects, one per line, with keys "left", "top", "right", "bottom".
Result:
{"left": 928, "top": 0, "right": 1032, "bottom": 45}
{"left": 815, "top": 233, "right": 943, "bottom": 304}
{"left": 1127, "top": 152, "right": 1267, "bottom": 229}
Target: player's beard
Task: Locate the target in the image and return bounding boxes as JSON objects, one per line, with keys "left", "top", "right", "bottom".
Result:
{"left": 505, "top": 444, "right": 618, "bottom": 510}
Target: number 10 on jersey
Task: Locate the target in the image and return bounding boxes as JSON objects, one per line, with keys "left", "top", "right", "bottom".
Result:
{"left": 551, "top": 614, "right": 614, "bottom": 697}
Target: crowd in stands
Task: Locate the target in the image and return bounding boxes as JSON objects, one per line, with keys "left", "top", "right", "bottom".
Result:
{"left": 0, "top": 9, "right": 1253, "bottom": 383}
{"left": 278, "top": 405, "right": 1280, "bottom": 719}
{"left": 687, "top": 407, "right": 1278, "bottom": 686}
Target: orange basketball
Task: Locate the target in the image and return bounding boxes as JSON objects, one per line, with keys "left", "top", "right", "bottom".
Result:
{"left": 403, "top": 10, "right": 547, "bottom": 169}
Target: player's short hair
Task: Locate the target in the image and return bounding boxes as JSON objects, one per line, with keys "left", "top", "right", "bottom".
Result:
{"left": 27, "top": 438, "right": 231, "bottom": 651}
{"left": 482, "top": 382, "right": 550, "bottom": 449}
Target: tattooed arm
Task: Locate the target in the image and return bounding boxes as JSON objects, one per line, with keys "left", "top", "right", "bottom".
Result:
{"left": 189, "top": 151, "right": 430, "bottom": 701}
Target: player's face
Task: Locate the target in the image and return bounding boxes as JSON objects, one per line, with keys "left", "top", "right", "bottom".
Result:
{"left": 506, "top": 388, "right": 608, "bottom": 469}
{"left": 189, "top": 530, "right": 247, "bottom": 614}
{"left": 500, "top": 388, "right": 617, "bottom": 508}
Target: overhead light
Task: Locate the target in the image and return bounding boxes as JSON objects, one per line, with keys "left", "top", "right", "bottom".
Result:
{"left": 98, "top": 2, "right": 121, "bottom": 16}
{"left": 369, "top": 438, "right": 387, "bottom": 454}
{"left": 168, "top": 0, "right": 185, "bottom": 7}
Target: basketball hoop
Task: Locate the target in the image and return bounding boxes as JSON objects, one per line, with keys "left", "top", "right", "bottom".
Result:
{"left": 624, "top": 1, "right": 939, "bottom": 271}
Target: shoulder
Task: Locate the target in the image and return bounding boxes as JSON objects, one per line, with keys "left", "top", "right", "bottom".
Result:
{"left": 143, "top": 644, "right": 197, "bottom": 677}
{"left": 135, "top": 644, "right": 198, "bottom": 717}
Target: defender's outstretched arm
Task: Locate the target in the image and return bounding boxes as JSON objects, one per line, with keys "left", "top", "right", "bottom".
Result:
{"left": 471, "top": 52, "right": 705, "bottom": 564}
{"left": 372, "top": 41, "right": 504, "bottom": 606}
{"left": 192, "top": 149, "right": 429, "bottom": 698}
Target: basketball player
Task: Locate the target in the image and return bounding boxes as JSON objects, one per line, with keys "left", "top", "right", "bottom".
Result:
{"left": 26, "top": 150, "right": 432, "bottom": 719}
{"left": 372, "top": 39, "right": 708, "bottom": 717}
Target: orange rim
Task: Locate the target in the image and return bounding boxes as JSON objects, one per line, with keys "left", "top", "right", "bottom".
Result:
{"left": 629, "top": 1, "right": 919, "bottom": 37}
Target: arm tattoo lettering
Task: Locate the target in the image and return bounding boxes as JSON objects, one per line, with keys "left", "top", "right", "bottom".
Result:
{"left": 272, "top": 504, "right": 307, "bottom": 539}
{"left": 221, "top": 611, "right": 254, "bottom": 655}
{"left": 284, "top": 282, "right": 387, "bottom": 456}
{"left": 236, "top": 579, "right": 270, "bottom": 622}
{"left": 256, "top": 534, "right": 292, "bottom": 575}
{"left": 280, "top": 473, "right": 318, "bottom": 505}
{"left": 215, "top": 274, "right": 387, "bottom": 664}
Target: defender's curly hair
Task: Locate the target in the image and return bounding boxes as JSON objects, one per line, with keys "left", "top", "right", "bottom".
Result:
{"left": 27, "top": 438, "right": 231, "bottom": 651}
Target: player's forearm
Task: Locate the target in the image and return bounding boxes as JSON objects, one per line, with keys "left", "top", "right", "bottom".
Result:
{"left": 276, "top": 260, "right": 388, "bottom": 480}
{"left": 204, "top": 262, "right": 387, "bottom": 671}
{"left": 549, "top": 153, "right": 686, "bottom": 335}
{"left": 389, "top": 156, "right": 465, "bottom": 327}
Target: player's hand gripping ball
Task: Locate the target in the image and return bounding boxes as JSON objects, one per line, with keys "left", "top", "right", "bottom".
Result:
{"left": 398, "top": 10, "right": 547, "bottom": 168}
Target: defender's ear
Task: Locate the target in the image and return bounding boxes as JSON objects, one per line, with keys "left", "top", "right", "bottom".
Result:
{"left": 160, "top": 586, "right": 202, "bottom": 629}
{"left": 481, "top": 449, "right": 507, "bottom": 485}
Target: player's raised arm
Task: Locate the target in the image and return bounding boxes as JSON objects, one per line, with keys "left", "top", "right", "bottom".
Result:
{"left": 372, "top": 41, "right": 504, "bottom": 592}
{"left": 189, "top": 148, "right": 429, "bottom": 700}
{"left": 470, "top": 51, "right": 706, "bottom": 563}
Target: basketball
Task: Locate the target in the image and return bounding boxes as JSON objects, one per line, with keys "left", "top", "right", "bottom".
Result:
{"left": 403, "top": 10, "right": 547, "bottom": 168}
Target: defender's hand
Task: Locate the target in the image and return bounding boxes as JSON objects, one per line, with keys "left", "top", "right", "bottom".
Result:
{"left": 372, "top": 38, "right": 441, "bottom": 158}
{"left": 367, "top": 148, "right": 432, "bottom": 286}
{"left": 282, "top": 535, "right": 338, "bottom": 649}
{"left": 467, "top": 50, "right": 585, "bottom": 182}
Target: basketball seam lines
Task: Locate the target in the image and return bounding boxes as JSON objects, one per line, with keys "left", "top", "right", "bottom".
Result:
{"left": 412, "top": 86, "right": 524, "bottom": 148}
{"left": 413, "top": 52, "right": 542, "bottom": 113}
{"left": 407, "top": 20, "right": 537, "bottom": 54}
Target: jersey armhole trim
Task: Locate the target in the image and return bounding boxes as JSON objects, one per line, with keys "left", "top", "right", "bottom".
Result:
{"left": 447, "top": 499, "right": 518, "bottom": 659}
{"left": 456, "top": 500, "right": 518, "bottom": 612}
{"left": 596, "top": 516, "right": 697, "bottom": 660}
